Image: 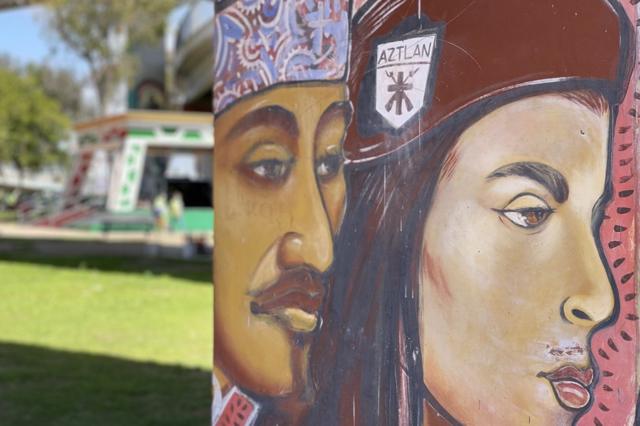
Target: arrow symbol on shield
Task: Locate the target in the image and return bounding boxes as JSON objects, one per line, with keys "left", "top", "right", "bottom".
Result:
{"left": 385, "top": 69, "right": 418, "bottom": 115}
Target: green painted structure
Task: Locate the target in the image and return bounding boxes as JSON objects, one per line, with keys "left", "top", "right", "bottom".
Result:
{"left": 62, "top": 110, "right": 214, "bottom": 232}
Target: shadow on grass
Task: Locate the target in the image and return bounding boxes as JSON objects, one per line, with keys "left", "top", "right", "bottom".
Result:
{"left": 0, "top": 243, "right": 211, "bottom": 285}
{"left": 0, "top": 342, "right": 211, "bottom": 426}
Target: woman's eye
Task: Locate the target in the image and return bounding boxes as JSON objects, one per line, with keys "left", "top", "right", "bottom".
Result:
{"left": 245, "top": 159, "right": 292, "bottom": 184}
{"left": 495, "top": 193, "right": 555, "bottom": 230}
{"left": 501, "top": 208, "right": 553, "bottom": 229}
{"left": 315, "top": 154, "right": 343, "bottom": 182}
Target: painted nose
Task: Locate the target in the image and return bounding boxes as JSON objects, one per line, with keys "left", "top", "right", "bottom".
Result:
{"left": 562, "top": 226, "right": 615, "bottom": 327}
{"left": 562, "top": 292, "right": 613, "bottom": 326}
{"left": 277, "top": 187, "right": 334, "bottom": 273}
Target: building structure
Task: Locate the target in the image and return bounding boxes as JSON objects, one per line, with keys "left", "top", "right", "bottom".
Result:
{"left": 29, "top": 0, "right": 215, "bottom": 233}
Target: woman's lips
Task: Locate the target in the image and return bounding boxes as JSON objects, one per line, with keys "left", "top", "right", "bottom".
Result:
{"left": 249, "top": 268, "right": 325, "bottom": 333}
{"left": 537, "top": 365, "right": 593, "bottom": 410}
{"left": 550, "top": 381, "right": 591, "bottom": 410}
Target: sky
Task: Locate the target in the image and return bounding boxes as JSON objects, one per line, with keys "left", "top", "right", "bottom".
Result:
{"left": 0, "top": 3, "right": 200, "bottom": 177}
{"left": 0, "top": 5, "right": 89, "bottom": 77}
{"left": 0, "top": 3, "right": 191, "bottom": 114}
{"left": 0, "top": 4, "right": 190, "bottom": 79}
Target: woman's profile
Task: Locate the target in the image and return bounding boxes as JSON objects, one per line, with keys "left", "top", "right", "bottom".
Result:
{"left": 308, "top": 0, "right": 635, "bottom": 424}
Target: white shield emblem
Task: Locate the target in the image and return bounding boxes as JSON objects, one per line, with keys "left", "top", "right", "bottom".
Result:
{"left": 375, "top": 34, "right": 437, "bottom": 129}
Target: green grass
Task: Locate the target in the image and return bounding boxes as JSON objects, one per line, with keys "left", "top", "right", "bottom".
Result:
{"left": 0, "top": 254, "right": 212, "bottom": 425}
{"left": 0, "top": 210, "right": 16, "bottom": 222}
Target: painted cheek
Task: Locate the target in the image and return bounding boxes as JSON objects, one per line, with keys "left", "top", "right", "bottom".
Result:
{"left": 422, "top": 244, "right": 452, "bottom": 301}
{"left": 326, "top": 180, "right": 346, "bottom": 233}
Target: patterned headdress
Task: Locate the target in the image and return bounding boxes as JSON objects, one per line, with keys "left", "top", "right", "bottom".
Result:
{"left": 214, "top": 0, "right": 350, "bottom": 115}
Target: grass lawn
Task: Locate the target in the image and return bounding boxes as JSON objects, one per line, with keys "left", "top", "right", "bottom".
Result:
{"left": 0, "top": 210, "right": 16, "bottom": 222}
{"left": 0, "top": 254, "right": 212, "bottom": 425}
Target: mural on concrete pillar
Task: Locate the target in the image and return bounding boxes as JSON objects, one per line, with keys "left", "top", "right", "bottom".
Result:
{"left": 213, "top": 0, "right": 639, "bottom": 425}
{"left": 213, "top": 0, "right": 350, "bottom": 424}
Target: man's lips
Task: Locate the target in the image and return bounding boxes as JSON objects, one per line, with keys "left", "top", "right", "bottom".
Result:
{"left": 537, "top": 365, "right": 593, "bottom": 410}
{"left": 249, "top": 268, "right": 325, "bottom": 332}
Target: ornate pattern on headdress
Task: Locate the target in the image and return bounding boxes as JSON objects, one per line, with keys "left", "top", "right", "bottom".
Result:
{"left": 214, "top": 0, "right": 349, "bottom": 114}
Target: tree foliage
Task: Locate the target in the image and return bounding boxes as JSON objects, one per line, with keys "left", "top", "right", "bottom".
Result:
{"left": 46, "top": 0, "right": 180, "bottom": 115}
{"left": 26, "top": 63, "right": 93, "bottom": 121}
{"left": 0, "top": 67, "right": 69, "bottom": 175}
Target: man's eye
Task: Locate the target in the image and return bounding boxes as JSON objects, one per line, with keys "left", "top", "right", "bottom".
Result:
{"left": 501, "top": 208, "right": 553, "bottom": 229}
{"left": 315, "top": 154, "right": 343, "bottom": 182}
{"left": 246, "top": 159, "right": 292, "bottom": 183}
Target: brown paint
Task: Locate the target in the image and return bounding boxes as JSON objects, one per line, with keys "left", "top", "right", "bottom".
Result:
{"left": 346, "top": 0, "right": 630, "bottom": 162}
{"left": 215, "top": 0, "right": 638, "bottom": 424}
{"left": 547, "top": 344, "right": 585, "bottom": 358}
{"left": 314, "top": 101, "right": 353, "bottom": 144}
{"left": 424, "top": 401, "right": 454, "bottom": 426}
{"left": 226, "top": 105, "right": 300, "bottom": 145}
{"left": 214, "top": 83, "right": 347, "bottom": 417}
{"left": 422, "top": 244, "right": 452, "bottom": 301}
{"left": 250, "top": 268, "right": 325, "bottom": 315}
{"left": 438, "top": 147, "right": 459, "bottom": 183}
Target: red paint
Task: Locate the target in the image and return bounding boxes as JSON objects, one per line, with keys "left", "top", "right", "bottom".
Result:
{"left": 578, "top": 3, "right": 638, "bottom": 424}
{"left": 215, "top": 389, "right": 256, "bottom": 426}
{"left": 422, "top": 245, "right": 452, "bottom": 301}
{"left": 552, "top": 381, "right": 591, "bottom": 410}
{"left": 439, "top": 147, "right": 460, "bottom": 183}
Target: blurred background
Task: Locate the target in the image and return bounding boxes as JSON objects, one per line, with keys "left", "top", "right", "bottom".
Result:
{"left": 0, "top": 0, "right": 213, "bottom": 424}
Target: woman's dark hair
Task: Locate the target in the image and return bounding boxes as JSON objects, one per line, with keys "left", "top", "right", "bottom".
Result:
{"left": 305, "top": 87, "right": 612, "bottom": 425}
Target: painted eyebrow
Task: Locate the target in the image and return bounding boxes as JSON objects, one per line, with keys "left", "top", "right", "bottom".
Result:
{"left": 319, "top": 101, "right": 353, "bottom": 128}
{"left": 226, "top": 105, "right": 299, "bottom": 141}
{"left": 315, "top": 101, "right": 353, "bottom": 143}
{"left": 487, "top": 162, "right": 569, "bottom": 203}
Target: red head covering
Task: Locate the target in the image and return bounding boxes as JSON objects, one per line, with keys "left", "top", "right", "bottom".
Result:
{"left": 346, "top": 0, "right": 634, "bottom": 163}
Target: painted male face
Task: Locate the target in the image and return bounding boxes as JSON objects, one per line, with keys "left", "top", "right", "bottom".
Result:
{"left": 214, "top": 83, "right": 348, "bottom": 397}
{"left": 420, "top": 94, "right": 613, "bottom": 425}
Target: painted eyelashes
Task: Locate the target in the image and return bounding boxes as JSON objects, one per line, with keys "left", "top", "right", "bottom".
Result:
{"left": 493, "top": 193, "right": 555, "bottom": 229}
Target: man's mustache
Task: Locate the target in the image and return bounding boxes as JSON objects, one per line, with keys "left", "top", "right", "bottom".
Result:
{"left": 250, "top": 267, "right": 325, "bottom": 315}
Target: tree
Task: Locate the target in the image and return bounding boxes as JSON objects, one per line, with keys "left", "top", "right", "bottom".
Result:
{"left": 45, "top": 0, "right": 180, "bottom": 115}
{"left": 0, "top": 54, "right": 94, "bottom": 121}
{"left": 0, "top": 67, "right": 69, "bottom": 177}
{"left": 0, "top": 55, "right": 13, "bottom": 70}
{"left": 26, "top": 63, "right": 94, "bottom": 121}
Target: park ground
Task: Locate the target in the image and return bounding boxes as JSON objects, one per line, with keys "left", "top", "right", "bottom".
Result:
{"left": 0, "top": 251, "right": 212, "bottom": 425}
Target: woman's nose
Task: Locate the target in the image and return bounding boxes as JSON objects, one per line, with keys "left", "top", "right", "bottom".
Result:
{"left": 562, "top": 292, "right": 613, "bottom": 326}
{"left": 561, "top": 226, "right": 615, "bottom": 327}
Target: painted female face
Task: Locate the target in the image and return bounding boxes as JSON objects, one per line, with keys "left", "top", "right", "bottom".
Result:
{"left": 214, "top": 83, "right": 349, "bottom": 397}
{"left": 419, "top": 94, "right": 613, "bottom": 424}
